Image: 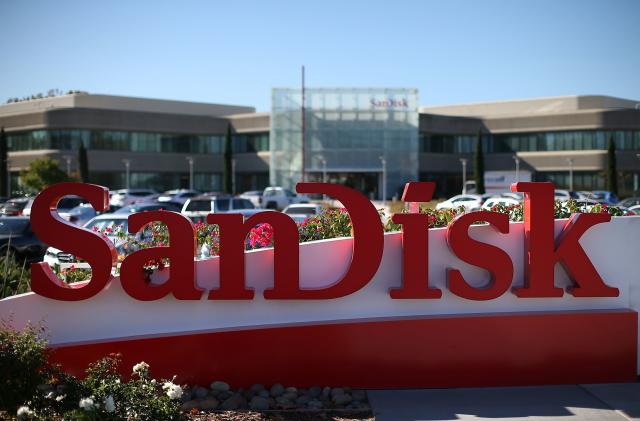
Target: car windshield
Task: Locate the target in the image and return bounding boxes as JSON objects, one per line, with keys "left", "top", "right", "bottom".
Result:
{"left": 85, "top": 219, "right": 128, "bottom": 234}
{"left": 0, "top": 219, "right": 28, "bottom": 235}
{"left": 286, "top": 207, "right": 317, "bottom": 215}
{"left": 185, "top": 200, "right": 212, "bottom": 212}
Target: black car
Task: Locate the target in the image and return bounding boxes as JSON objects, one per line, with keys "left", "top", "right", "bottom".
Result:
{"left": 0, "top": 217, "right": 48, "bottom": 262}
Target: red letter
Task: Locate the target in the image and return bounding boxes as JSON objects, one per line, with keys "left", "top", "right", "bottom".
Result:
{"left": 390, "top": 182, "right": 442, "bottom": 299}
{"left": 207, "top": 211, "right": 298, "bottom": 300}
{"left": 119, "top": 211, "right": 202, "bottom": 301}
{"left": 263, "top": 182, "right": 384, "bottom": 299}
{"left": 30, "top": 182, "right": 116, "bottom": 300}
{"left": 512, "top": 182, "right": 618, "bottom": 298}
{"left": 446, "top": 211, "right": 513, "bottom": 300}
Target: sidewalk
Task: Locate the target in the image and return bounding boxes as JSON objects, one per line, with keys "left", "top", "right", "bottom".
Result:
{"left": 368, "top": 383, "right": 640, "bottom": 421}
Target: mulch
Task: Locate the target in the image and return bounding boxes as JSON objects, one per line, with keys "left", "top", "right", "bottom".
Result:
{"left": 185, "top": 409, "right": 375, "bottom": 421}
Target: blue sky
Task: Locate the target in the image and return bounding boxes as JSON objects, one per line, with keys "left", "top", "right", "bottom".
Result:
{"left": 1, "top": 0, "right": 639, "bottom": 111}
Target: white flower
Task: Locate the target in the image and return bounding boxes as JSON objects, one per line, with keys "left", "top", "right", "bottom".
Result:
{"left": 45, "top": 391, "right": 55, "bottom": 399}
{"left": 17, "top": 406, "right": 34, "bottom": 419}
{"left": 132, "top": 361, "right": 149, "bottom": 375}
{"left": 162, "top": 381, "right": 183, "bottom": 400}
{"left": 104, "top": 395, "right": 115, "bottom": 413}
{"left": 79, "top": 396, "right": 95, "bottom": 411}
{"left": 150, "top": 379, "right": 156, "bottom": 385}
{"left": 55, "top": 394, "right": 66, "bottom": 402}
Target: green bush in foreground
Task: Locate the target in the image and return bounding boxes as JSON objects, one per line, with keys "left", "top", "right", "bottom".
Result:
{"left": 0, "top": 323, "right": 185, "bottom": 420}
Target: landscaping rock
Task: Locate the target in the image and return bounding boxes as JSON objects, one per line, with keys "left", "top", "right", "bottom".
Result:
{"left": 181, "top": 399, "right": 200, "bottom": 411}
{"left": 217, "top": 391, "right": 232, "bottom": 401}
{"left": 220, "top": 394, "right": 243, "bottom": 410}
{"left": 270, "top": 383, "right": 285, "bottom": 397}
{"left": 352, "top": 389, "right": 367, "bottom": 402}
{"left": 307, "top": 399, "right": 324, "bottom": 410}
{"left": 331, "top": 387, "right": 345, "bottom": 397}
{"left": 249, "top": 384, "right": 265, "bottom": 394}
{"left": 308, "top": 386, "right": 322, "bottom": 398}
{"left": 199, "top": 396, "right": 219, "bottom": 410}
{"left": 193, "top": 386, "right": 209, "bottom": 399}
{"left": 332, "top": 393, "right": 352, "bottom": 406}
{"left": 322, "top": 386, "right": 331, "bottom": 398}
{"left": 210, "top": 381, "right": 230, "bottom": 393}
{"left": 249, "top": 396, "right": 270, "bottom": 410}
{"left": 296, "top": 395, "right": 311, "bottom": 405}
{"left": 282, "top": 391, "right": 298, "bottom": 401}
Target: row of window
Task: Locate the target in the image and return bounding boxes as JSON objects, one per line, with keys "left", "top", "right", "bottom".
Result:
{"left": 421, "top": 130, "right": 640, "bottom": 153}
{"left": 420, "top": 170, "right": 639, "bottom": 198}
{"left": 6, "top": 130, "right": 271, "bottom": 154}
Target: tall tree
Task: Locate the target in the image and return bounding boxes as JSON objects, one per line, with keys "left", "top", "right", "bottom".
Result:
{"left": 474, "top": 130, "right": 485, "bottom": 194}
{"left": 19, "top": 157, "right": 69, "bottom": 194}
{"left": 0, "top": 127, "right": 7, "bottom": 197}
{"left": 223, "top": 124, "right": 233, "bottom": 194}
{"left": 606, "top": 135, "right": 618, "bottom": 195}
{"left": 78, "top": 141, "right": 89, "bottom": 183}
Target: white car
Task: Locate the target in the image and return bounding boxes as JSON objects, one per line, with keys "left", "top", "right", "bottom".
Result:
{"left": 262, "top": 187, "right": 310, "bottom": 211}
{"left": 181, "top": 195, "right": 261, "bottom": 223}
{"left": 109, "top": 189, "right": 157, "bottom": 208}
{"left": 627, "top": 204, "right": 640, "bottom": 215}
{"left": 239, "top": 190, "right": 264, "bottom": 208}
{"left": 435, "top": 194, "right": 486, "bottom": 212}
{"left": 554, "top": 190, "right": 580, "bottom": 201}
{"left": 157, "top": 189, "right": 201, "bottom": 206}
{"left": 283, "top": 203, "right": 325, "bottom": 224}
{"left": 481, "top": 197, "right": 520, "bottom": 210}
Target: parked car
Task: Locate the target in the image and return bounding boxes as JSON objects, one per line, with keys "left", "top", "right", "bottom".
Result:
{"left": 115, "top": 202, "right": 182, "bottom": 214}
{"left": 435, "top": 194, "right": 487, "bottom": 212}
{"left": 0, "top": 217, "right": 48, "bottom": 262}
{"left": 262, "top": 187, "right": 310, "bottom": 210}
{"left": 618, "top": 197, "right": 640, "bottom": 208}
{"left": 590, "top": 190, "right": 619, "bottom": 205}
{"left": 0, "top": 197, "right": 32, "bottom": 216}
{"left": 283, "top": 203, "right": 325, "bottom": 224}
{"left": 629, "top": 205, "right": 640, "bottom": 215}
{"left": 44, "top": 214, "right": 132, "bottom": 267}
{"left": 157, "top": 189, "right": 201, "bottom": 206}
{"left": 554, "top": 190, "right": 581, "bottom": 201}
{"left": 109, "top": 189, "right": 157, "bottom": 208}
{"left": 59, "top": 203, "right": 97, "bottom": 226}
{"left": 481, "top": 197, "right": 520, "bottom": 210}
{"left": 22, "top": 195, "right": 87, "bottom": 217}
{"left": 239, "top": 190, "right": 264, "bottom": 208}
{"left": 181, "top": 195, "right": 260, "bottom": 222}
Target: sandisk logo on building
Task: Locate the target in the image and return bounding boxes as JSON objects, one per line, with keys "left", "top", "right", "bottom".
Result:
{"left": 28, "top": 181, "right": 619, "bottom": 302}
{"left": 370, "top": 98, "right": 409, "bottom": 108}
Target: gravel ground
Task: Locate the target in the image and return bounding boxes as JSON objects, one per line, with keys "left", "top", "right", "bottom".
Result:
{"left": 185, "top": 409, "right": 374, "bottom": 421}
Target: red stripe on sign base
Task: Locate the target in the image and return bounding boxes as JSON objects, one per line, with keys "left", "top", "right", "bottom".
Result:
{"left": 49, "top": 310, "right": 637, "bottom": 389}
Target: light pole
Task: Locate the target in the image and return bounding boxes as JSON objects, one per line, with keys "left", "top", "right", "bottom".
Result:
{"left": 186, "top": 156, "right": 194, "bottom": 191}
{"left": 460, "top": 158, "right": 468, "bottom": 194}
{"left": 231, "top": 159, "right": 236, "bottom": 195}
{"left": 62, "top": 155, "right": 72, "bottom": 176}
{"left": 513, "top": 155, "right": 520, "bottom": 183}
{"left": 122, "top": 159, "right": 131, "bottom": 190}
{"left": 379, "top": 156, "right": 387, "bottom": 204}
{"left": 566, "top": 157, "right": 574, "bottom": 191}
{"left": 319, "top": 156, "right": 327, "bottom": 183}
{"left": 635, "top": 153, "right": 640, "bottom": 192}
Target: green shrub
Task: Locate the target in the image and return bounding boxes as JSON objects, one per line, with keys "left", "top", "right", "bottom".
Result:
{"left": 0, "top": 321, "right": 48, "bottom": 413}
{"left": 0, "top": 254, "right": 31, "bottom": 299}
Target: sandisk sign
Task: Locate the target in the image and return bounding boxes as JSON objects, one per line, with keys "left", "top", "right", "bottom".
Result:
{"left": 30, "top": 181, "right": 619, "bottom": 302}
